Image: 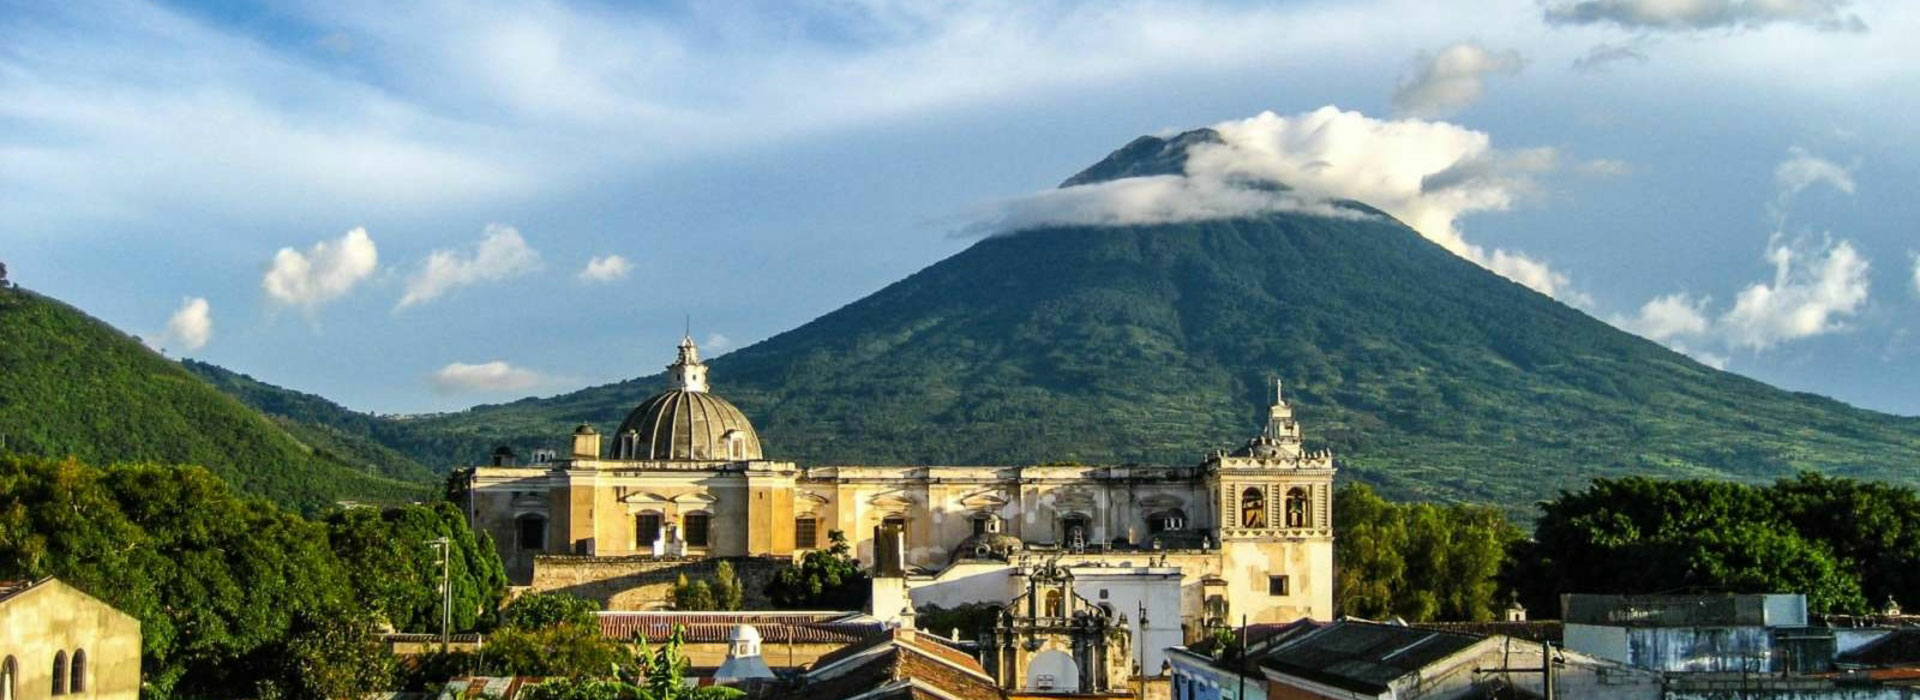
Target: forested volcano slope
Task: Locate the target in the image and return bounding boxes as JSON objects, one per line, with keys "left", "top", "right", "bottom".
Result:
{"left": 394, "top": 132, "right": 1920, "bottom": 506}
{"left": 0, "top": 286, "right": 429, "bottom": 510}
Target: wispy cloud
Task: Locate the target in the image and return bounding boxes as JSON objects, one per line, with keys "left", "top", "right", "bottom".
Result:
{"left": 578, "top": 255, "right": 632, "bottom": 283}
{"left": 398, "top": 225, "right": 541, "bottom": 309}
{"left": 1544, "top": 0, "right": 1868, "bottom": 33}
{"left": 1392, "top": 43, "right": 1524, "bottom": 118}
{"left": 1615, "top": 148, "right": 1870, "bottom": 358}
{"left": 262, "top": 227, "right": 379, "bottom": 314}
{"left": 429, "top": 360, "right": 554, "bottom": 394}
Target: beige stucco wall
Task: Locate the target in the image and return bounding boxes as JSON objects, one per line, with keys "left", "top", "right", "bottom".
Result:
{"left": 0, "top": 580, "right": 141, "bottom": 700}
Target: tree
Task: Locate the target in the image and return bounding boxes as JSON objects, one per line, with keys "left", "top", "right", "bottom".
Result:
{"left": 766, "top": 530, "right": 869, "bottom": 609}
{"left": 326, "top": 502, "right": 507, "bottom": 633}
{"left": 672, "top": 576, "right": 715, "bottom": 611}
{"left": 483, "top": 624, "right": 635, "bottom": 678}
{"left": 501, "top": 591, "right": 600, "bottom": 630}
{"left": 1511, "top": 476, "right": 1872, "bottom": 615}
{"left": 672, "top": 563, "right": 744, "bottom": 611}
{"left": 257, "top": 614, "right": 397, "bottom": 700}
{"left": 1333, "top": 483, "right": 1520, "bottom": 622}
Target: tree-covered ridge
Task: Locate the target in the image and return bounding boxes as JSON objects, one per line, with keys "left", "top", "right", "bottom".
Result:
{"left": 0, "top": 454, "right": 505, "bottom": 699}
{"left": 0, "top": 286, "right": 429, "bottom": 510}
{"left": 393, "top": 211, "right": 1920, "bottom": 510}
{"left": 1507, "top": 474, "right": 1920, "bottom": 616}
{"left": 182, "top": 360, "right": 437, "bottom": 484}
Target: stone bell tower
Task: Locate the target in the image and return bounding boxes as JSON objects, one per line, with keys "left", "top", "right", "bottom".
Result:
{"left": 1202, "top": 376, "right": 1336, "bottom": 623}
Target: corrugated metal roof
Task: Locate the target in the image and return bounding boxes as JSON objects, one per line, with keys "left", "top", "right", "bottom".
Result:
{"left": 1259, "top": 621, "right": 1484, "bottom": 695}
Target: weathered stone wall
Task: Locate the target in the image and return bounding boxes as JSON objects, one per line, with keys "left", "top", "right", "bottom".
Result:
{"left": 528, "top": 555, "right": 790, "bottom": 610}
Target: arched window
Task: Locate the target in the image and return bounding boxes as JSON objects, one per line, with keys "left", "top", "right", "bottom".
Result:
{"left": 636, "top": 512, "right": 663, "bottom": 547}
{"left": 51, "top": 651, "right": 66, "bottom": 696}
{"left": 1061, "top": 515, "right": 1090, "bottom": 550}
{"left": 1285, "top": 487, "right": 1310, "bottom": 528}
{"left": 684, "top": 512, "right": 711, "bottom": 547}
{"left": 1045, "top": 589, "right": 1065, "bottom": 618}
{"left": 516, "top": 514, "right": 547, "bottom": 551}
{"left": 1240, "top": 487, "right": 1266, "bottom": 528}
{"left": 1149, "top": 509, "right": 1187, "bottom": 534}
{"left": 4, "top": 655, "right": 17, "bottom": 700}
{"left": 68, "top": 650, "right": 84, "bottom": 694}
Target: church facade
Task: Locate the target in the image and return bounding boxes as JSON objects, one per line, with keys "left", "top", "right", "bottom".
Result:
{"left": 457, "top": 338, "right": 1335, "bottom": 632}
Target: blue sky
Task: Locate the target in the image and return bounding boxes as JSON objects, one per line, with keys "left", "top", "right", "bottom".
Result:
{"left": 4, "top": 0, "right": 1917, "bottom": 415}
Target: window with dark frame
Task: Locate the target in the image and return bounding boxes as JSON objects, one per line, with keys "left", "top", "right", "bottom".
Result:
{"left": 51, "top": 651, "right": 66, "bottom": 696}
{"left": 637, "top": 512, "right": 662, "bottom": 546}
{"left": 68, "top": 651, "right": 83, "bottom": 694}
{"left": 516, "top": 514, "right": 547, "bottom": 551}
{"left": 1268, "top": 575, "right": 1290, "bottom": 596}
{"left": 795, "top": 517, "right": 819, "bottom": 548}
{"left": 684, "top": 513, "right": 711, "bottom": 547}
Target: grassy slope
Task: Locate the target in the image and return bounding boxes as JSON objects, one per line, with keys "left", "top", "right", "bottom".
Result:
{"left": 0, "top": 287, "right": 430, "bottom": 511}
{"left": 391, "top": 213, "right": 1920, "bottom": 510}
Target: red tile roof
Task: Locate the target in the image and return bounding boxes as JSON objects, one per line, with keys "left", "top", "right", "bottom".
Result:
{"left": 597, "top": 612, "right": 884, "bottom": 644}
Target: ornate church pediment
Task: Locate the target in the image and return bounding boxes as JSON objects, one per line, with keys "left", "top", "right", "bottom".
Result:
{"left": 671, "top": 492, "right": 717, "bottom": 505}
{"left": 1136, "top": 494, "right": 1184, "bottom": 509}
{"left": 1050, "top": 488, "right": 1096, "bottom": 512}
{"left": 869, "top": 491, "right": 917, "bottom": 509}
{"left": 958, "top": 489, "right": 1010, "bottom": 509}
{"left": 620, "top": 491, "right": 673, "bottom": 505}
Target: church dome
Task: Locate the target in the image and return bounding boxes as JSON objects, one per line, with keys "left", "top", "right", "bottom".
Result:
{"left": 610, "top": 336, "right": 764, "bottom": 461}
{"left": 614, "top": 390, "right": 763, "bottom": 461}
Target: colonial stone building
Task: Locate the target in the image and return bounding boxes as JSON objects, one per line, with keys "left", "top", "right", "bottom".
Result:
{"left": 0, "top": 579, "right": 142, "bottom": 700}
{"left": 457, "top": 338, "right": 1335, "bottom": 636}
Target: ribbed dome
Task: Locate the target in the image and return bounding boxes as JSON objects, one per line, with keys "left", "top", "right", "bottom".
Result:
{"left": 612, "top": 389, "right": 764, "bottom": 461}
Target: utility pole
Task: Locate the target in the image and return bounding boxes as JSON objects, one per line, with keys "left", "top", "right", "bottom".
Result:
{"left": 428, "top": 537, "right": 452, "bottom": 651}
{"left": 1237, "top": 614, "right": 1248, "bottom": 700}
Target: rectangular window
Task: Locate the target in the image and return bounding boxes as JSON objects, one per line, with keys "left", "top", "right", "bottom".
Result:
{"left": 1099, "top": 589, "right": 1110, "bottom": 599}
{"left": 685, "top": 513, "right": 711, "bottom": 547}
{"left": 1268, "top": 575, "right": 1290, "bottom": 596}
{"left": 637, "top": 513, "right": 662, "bottom": 546}
{"left": 796, "top": 517, "right": 819, "bottom": 549}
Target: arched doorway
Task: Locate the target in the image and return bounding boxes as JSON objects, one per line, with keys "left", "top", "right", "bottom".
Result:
{"left": 1025, "top": 650, "right": 1080, "bottom": 693}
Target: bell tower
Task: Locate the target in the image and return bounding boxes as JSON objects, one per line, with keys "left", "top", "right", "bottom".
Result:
{"left": 1202, "top": 375, "right": 1336, "bottom": 623}
{"left": 669, "top": 336, "right": 709, "bottom": 392}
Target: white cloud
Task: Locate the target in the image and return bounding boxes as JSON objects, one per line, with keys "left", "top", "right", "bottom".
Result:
{"left": 1774, "top": 146, "right": 1856, "bottom": 200}
{"left": 963, "top": 106, "right": 1588, "bottom": 304}
{"left": 156, "top": 296, "right": 212, "bottom": 351}
{"left": 1618, "top": 292, "right": 1712, "bottom": 341}
{"left": 578, "top": 255, "right": 632, "bottom": 283}
{"left": 398, "top": 224, "right": 542, "bottom": 309}
{"left": 262, "top": 227, "right": 379, "bottom": 312}
{"left": 1573, "top": 39, "right": 1653, "bottom": 70}
{"left": 1544, "top": 0, "right": 1868, "bottom": 32}
{"left": 1392, "top": 43, "right": 1524, "bottom": 118}
{"left": 1577, "top": 158, "right": 1633, "bottom": 177}
{"left": 703, "top": 333, "right": 735, "bottom": 353}
{"left": 1911, "top": 253, "right": 1920, "bottom": 296}
{"left": 1721, "top": 236, "right": 1870, "bottom": 349}
{"left": 429, "top": 360, "right": 552, "bottom": 394}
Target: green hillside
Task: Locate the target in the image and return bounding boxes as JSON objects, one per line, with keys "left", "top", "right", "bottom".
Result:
{"left": 182, "top": 360, "right": 436, "bottom": 483}
{"left": 0, "top": 286, "right": 431, "bottom": 511}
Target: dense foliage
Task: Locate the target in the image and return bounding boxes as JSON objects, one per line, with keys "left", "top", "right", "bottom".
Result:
{"left": 0, "top": 454, "right": 506, "bottom": 699}
{"left": 672, "top": 562, "right": 744, "bottom": 611}
{"left": 500, "top": 590, "right": 600, "bottom": 629}
{"left": 766, "top": 531, "right": 868, "bottom": 609}
{"left": 1506, "top": 474, "right": 1912, "bottom": 615}
{"left": 0, "top": 286, "right": 428, "bottom": 511}
{"left": 514, "top": 629, "right": 743, "bottom": 700}
{"left": 916, "top": 603, "right": 1003, "bottom": 641}
{"left": 324, "top": 502, "right": 507, "bottom": 633}
{"left": 182, "top": 360, "right": 436, "bottom": 483}
{"left": 350, "top": 138, "right": 1920, "bottom": 510}
{"left": 1334, "top": 483, "right": 1523, "bottom": 622}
